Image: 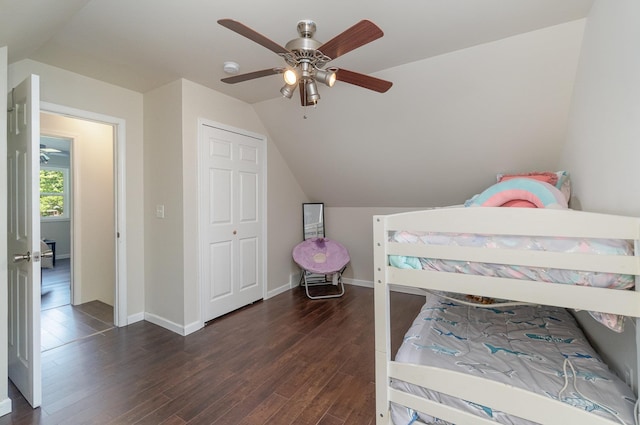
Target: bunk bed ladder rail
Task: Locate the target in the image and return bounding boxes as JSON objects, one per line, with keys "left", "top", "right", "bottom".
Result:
{"left": 374, "top": 215, "right": 392, "bottom": 424}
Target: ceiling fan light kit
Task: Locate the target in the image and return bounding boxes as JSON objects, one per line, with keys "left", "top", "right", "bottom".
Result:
{"left": 218, "top": 18, "right": 393, "bottom": 107}
{"left": 314, "top": 69, "right": 336, "bottom": 88}
{"left": 283, "top": 68, "right": 298, "bottom": 85}
{"left": 304, "top": 80, "right": 320, "bottom": 104}
{"left": 280, "top": 82, "right": 297, "bottom": 99}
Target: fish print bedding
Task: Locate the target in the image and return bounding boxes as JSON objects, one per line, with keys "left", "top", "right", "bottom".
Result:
{"left": 390, "top": 293, "right": 637, "bottom": 425}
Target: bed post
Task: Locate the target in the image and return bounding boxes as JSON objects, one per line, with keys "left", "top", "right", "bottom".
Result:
{"left": 374, "top": 215, "right": 391, "bottom": 424}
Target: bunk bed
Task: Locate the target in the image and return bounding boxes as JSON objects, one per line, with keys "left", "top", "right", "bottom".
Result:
{"left": 373, "top": 206, "right": 640, "bottom": 425}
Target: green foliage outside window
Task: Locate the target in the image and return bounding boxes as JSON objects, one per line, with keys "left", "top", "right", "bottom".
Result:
{"left": 40, "top": 169, "right": 65, "bottom": 217}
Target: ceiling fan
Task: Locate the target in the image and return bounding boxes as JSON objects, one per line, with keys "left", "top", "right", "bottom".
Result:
{"left": 39, "top": 144, "right": 61, "bottom": 164}
{"left": 217, "top": 18, "right": 393, "bottom": 106}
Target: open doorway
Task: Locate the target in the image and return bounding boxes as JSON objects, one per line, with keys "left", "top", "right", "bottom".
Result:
{"left": 39, "top": 135, "right": 71, "bottom": 311}
{"left": 39, "top": 113, "right": 117, "bottom": 351}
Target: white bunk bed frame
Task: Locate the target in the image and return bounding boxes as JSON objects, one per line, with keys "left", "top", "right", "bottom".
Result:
{"left": 373, "top": 207, "right": 640, "bottom": 425}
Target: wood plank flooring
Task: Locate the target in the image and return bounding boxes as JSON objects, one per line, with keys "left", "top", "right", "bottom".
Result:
{"left": 40, "top": 258, "right": 115, "bottom": 352}
{"left": 41, "top": 259, "right": 72, "bottom": 311}
{"left": 41, "top": 301, "right": 114, "bottom": 352}
{"left": 3, "top": 285, "right": 425, "bottom": 425}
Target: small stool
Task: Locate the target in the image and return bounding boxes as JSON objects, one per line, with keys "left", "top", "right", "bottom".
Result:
{"left": 292, "top": 238, "right": 350, "bottom": 300}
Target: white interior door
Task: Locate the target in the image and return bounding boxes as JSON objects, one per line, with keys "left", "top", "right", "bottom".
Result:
{"left": 200, "top": 123, "right": 265, "bottom": 322}
{"left": 7, "top": 74, "right": 42, "bottom": 407}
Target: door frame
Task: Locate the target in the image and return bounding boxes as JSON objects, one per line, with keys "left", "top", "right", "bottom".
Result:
{"left": 41, "top": 102, "right": 128, "bottom": 326}
{"left": 0, "top": 45, "right": 10, "bottom": 417}
{"left": 197, "top": 118, "right": 268, "bottom": 327}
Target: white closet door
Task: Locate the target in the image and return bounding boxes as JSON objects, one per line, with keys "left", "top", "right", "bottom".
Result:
{"left": 200, "top": 123, "right": 264, "bottom": 322}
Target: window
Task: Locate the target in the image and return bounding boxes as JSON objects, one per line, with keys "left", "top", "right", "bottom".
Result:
{"left": 40, "top": 167, "right": 69, "bottom": 219}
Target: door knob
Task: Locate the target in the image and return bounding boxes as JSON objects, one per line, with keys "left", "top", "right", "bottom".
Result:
{"left": 13, "top": 251, "right": 31, "bottom": 263}
{"left": 233, "top": 230, "right": 237, "bottom": 235}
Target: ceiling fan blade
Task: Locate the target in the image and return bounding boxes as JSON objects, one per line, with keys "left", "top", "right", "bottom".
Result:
{"left": 221, "top": 68, "right": 284, "bottom": 84}
{"left": 335, "top": 69, "right": 393, "bottom": 93}
{"left": 319, "top": 20, "right": 383, "bottom": 61}
{"left": 218, "top": 19, "right": 290, "bottom": 55}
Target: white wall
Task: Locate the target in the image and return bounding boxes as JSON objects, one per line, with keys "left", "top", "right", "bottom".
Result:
{"left": 264, "top": 139, "right": 309, "bottom": 296}
{"left": 0, "top": 45, "right": 12, "bottom": 417}
{"left": 325, "top": 207, "right": 424, "bottom": 284}
{"left": 560, "top": 0, "right": 640, "bottom": 391}
{"left": 266, "top": 20, "right": 587, "bottom": 289}
{"left": 8, "top": 59, "right": 145, "bottom": 321}
{"left": 561, "top": 1, "right": 640, "bottom": 214}
{"left": 143, "top": 80, "right": 185, "bottom": 329}
{"left": 142, "top": 78, "right": 307, "bottom": 334}
{"left": 40, "top": 113, "right": 115, "bottom": 306}
{"left": 254, "top": 20, "right": 586, "bottom": 208}
{"left": 41, "top": 220, "right": 71, "bottom": 259}
{"left": 5, "top": 60, "right": 303, "bottom": 338}
{"left": 181, "top": 79, "right": 307, "bottom": 326}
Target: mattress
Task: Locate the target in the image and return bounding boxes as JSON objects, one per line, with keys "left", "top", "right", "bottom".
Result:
{"left": 389, "top": 231, "right": 635, "bottom": 332}
{"left": 390, "top": 293, "right": 637, "bottom": 425}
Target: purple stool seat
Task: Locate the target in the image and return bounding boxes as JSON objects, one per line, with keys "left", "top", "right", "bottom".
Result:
{"left": 292, "top": 238, "right": 350, "bottom": 299}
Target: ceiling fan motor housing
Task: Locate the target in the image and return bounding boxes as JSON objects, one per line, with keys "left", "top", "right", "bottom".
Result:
{"left": 284, "top": 21, "right": 329, "bottom": 73}
{"left": 285, "top": 34, "right": 322, "bottom": 55}
{"left": 297, "top": 20, "right": 316, "bottom": 38}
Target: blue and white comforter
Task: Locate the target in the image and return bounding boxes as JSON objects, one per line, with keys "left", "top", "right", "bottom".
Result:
{"left": 391, "top": 294, "right": 636, "bottom": 425}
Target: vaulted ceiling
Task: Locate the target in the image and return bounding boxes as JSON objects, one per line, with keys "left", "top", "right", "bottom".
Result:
{"left": 1, "top": 0, "right": 595, "bottom": 207}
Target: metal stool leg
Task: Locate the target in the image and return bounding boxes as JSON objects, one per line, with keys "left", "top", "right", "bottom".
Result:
{"left": 300, "top": 267, "right": 346, "bottom": 300}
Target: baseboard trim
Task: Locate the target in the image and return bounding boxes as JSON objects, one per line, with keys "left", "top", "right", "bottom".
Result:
{"left": 0, "top": 397, "right": 11, "bottom": 417}
{"left": 183, "top": 320, "right": 202, "bottom": 336}
{"left": 266, "top": 282, "right": 294, "bottom": 299}
{"left": 127, "top": 312, "right": 145, "bottom": 325}
{"left": 343, "top": 278, "right": 373, "bottom": 288}
{"left": 144, "top": 312, "right": 190, "bottom": 336}
{"left": 126, "top": 281, "right": 426, "bottom": 338}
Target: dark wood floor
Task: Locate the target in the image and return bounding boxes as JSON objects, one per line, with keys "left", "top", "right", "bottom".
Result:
{"left": 41, "top": 259, "right": 72, "bottom": 311}
{"left": 41, "top": 259, "right": 115, "bottom": 352}
{"left": 4, "top": 285, "right": 425, "bottom": 425}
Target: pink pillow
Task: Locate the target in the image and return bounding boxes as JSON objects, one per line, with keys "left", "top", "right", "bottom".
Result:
{"left": 466, "top": 178, "right": 568, "bottom": 209}
{"left": 498, "top": 172, "right": 558, "bottom": 186}
{"left": 497, "top": 171, "right": 571, "bottom": 203}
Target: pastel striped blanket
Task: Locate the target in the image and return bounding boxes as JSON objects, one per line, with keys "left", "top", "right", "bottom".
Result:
{"left": 389, "top": 231, "right": 634, "bottom": 332}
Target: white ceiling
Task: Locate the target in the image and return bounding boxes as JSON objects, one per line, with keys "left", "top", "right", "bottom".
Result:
{"left": 2, "top": 0, "right": 593, "bottom": 103}
{"left": 2, "top": 0, "right": 595, "bottom": 207}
